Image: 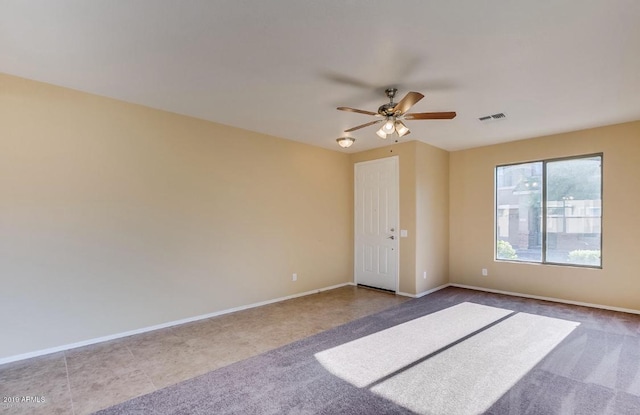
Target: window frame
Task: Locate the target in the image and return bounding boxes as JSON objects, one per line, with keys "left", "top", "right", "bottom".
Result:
{"left": 494, "top": 153, "right": 603, "bottom": 269}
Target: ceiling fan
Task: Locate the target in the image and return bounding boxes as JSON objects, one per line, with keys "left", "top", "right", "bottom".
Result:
{"left": 337, "top": 88, "right": 456, "bottom": 139}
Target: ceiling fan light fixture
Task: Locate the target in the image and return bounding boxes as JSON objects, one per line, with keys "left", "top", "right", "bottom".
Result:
{"left": 336, "top": 137, "right": 355, "bottom": 148}
{"left": 376, "top": 128, "right": 388, "bottom": 139}
{"left": 395, "top": 120, "right": 410, "bottom": 137}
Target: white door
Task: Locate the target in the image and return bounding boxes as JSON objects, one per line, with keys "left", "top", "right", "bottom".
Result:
{"left": 354, "top": 156, "right": 399, "bottom": 291}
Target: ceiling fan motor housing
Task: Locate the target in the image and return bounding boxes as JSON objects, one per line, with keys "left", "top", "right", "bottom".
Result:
{"left": 378, "top": 103, "right": 397, "bottom": 116}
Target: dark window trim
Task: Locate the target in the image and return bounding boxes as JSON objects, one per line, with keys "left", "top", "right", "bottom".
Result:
{"left": 495, "top": 153, "right": 603, "bottom": 269}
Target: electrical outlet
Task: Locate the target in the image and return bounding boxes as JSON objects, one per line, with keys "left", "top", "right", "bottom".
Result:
{"left": 423, "top": 271, "right": 427, "bottom": 279}
{"left": 292, "top": 273, "right": 297, "bottom": 282}
{"left": 482, "top": 268, "right": 488, "bottom": 277}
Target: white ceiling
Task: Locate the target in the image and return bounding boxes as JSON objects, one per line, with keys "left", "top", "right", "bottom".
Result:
{"left": 1, "top": 1, "right": 639, "bottom": 152}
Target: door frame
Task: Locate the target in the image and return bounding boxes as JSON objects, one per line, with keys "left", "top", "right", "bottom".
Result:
{"left": 353, "top": 156, "right": 400, "bottom": 293}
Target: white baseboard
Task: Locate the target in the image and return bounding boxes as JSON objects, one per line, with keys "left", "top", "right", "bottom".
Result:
{"left": 450, "top": 283, "right": 640, "bottom": 315}
{"left": 396, "top": 292, "right": 415, "bottom": 298}
{"left": 414, "top": 283, "right": 451, "bottom": 298}
{"left": 397, "top": 283, "right": 451, "bottom": 298}
{"left": 6, "top": 281, "right": 635, "bottom": 366}
{"left": 0, "top": 282, "right": 354, "bottom": 366}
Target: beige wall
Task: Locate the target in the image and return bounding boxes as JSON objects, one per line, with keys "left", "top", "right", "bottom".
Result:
{"left": 415, "top": 142, "right": 449, "bottom": 293}
{"left": 0, "top": 73, "right": 353, "bottom": 359}
{"left": 350, "top": 140, "right": 450, "bottom": 295}
{"left": 449, "top": 121, "right": 640, "bottom": 310}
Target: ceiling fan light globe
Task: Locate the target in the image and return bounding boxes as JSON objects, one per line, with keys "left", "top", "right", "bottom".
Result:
{"left": 376, "top": 128, "right": 388, "bottom": 139}
{"left": 383, "top": 119, "right": 395, "bottom": 133}
{"left": 395, "top": 120, "right": 410, "bottom": 137}
{"left": 397, "top": 128, "right": 410, "bottom": 138}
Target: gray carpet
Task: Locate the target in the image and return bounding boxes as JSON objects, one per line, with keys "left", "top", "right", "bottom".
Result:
{"left": 94, "top": 287, "right": 640, "bottom": 414}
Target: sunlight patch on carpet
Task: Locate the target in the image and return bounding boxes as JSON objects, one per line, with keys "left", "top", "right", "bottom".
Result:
{"left": 371, "top": 312, "right": 580, "bottom": 415}
{"left": 315, "top": 302, "right": 513, "bottom": 387}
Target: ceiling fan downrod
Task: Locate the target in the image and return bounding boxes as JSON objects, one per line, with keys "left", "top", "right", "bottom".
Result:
{"left": 385, "top": 88, "right": 397, "bottom": 101}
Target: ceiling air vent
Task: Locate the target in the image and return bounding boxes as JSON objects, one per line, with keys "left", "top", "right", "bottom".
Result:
{"left": 478, "top": 112, "right": 507, "bottom": 122}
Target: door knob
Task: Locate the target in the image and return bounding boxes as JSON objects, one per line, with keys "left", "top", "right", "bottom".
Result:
{"left": 387, "top": 235, "right": 395, "bottom": 240}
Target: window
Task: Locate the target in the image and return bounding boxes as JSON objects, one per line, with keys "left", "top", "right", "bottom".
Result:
{"left": 495, "top": 154, "right": 602, "bottom": 267}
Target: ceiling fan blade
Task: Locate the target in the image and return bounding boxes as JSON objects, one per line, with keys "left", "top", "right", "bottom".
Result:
{"left": 344, "top": 120, "right": 383, "bottom": 132}
{"left": 321, "top": 71, "right": 378, "bottom": 89}
{"left": 337, "top": 107, "right": 379, "bottom": 116}
{"left": 404, "top": 111, "right": 457, "bottom": 120}
{"left": 393, "top": 91, "right": 424, "bottom": 115}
